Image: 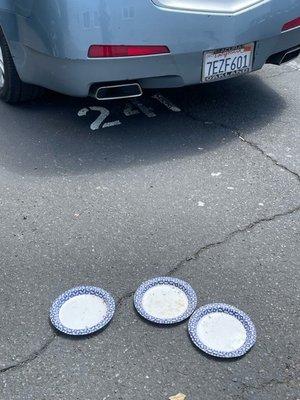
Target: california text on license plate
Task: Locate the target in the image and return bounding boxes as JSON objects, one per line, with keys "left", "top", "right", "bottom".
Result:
{"left": 202, "top": 43, "right": 255, "bottom": 83}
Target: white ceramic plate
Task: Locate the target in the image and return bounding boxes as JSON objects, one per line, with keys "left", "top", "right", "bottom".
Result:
{"left": 134, "top": 277, "right": 197, "bottom": 324}
{"left": 188, "top": 303, "right": 256, "bottom": 358}
{"left": 50, "top": 286, "right": 115, "bottom": 335}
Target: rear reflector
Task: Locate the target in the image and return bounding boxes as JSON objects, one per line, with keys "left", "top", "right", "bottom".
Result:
{"left": 88, "top": 45, "right": 170, "bottom": 58}
{"left": 282, "top": 17, "right": 300, "bottom": 32}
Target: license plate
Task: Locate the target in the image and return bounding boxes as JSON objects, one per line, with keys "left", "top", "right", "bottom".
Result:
{"left": 202, "top": 43, "right": 254, "bottom": 83}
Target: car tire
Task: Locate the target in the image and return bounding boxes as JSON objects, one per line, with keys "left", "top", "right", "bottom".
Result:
{"left": 0, "top": 28, "right": 43, "bottom": 103}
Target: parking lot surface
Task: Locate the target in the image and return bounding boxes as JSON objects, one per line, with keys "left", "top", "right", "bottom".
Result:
{"left": 0, "top": 59, "right": 299, "bottom": 400}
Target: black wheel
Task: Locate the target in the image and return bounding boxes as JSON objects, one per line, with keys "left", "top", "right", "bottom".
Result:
{"left": 0, "top": 28, "right": 43, "bottom": 103}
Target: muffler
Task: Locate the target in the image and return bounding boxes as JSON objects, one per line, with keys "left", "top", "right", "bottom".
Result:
{"left": 267, "top": 45, "right": 300, "bottom": 65}
{"left": 92, "top": 83, "right": 143, "bottom": 101}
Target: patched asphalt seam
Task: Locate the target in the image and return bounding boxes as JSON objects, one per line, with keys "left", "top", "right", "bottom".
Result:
{"left": 0, "top": 333, "right": 57, "bottom": 374}
{"left": 1, "top": 207, "right": 299, "bottom": 375}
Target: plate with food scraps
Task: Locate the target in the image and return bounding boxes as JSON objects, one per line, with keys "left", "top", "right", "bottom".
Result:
{"left": 134, "top": 277, "right": 197, "bottom": 324}
{"left": 50, "top": 286, "right": 115, "bottom": 335}
{"left": 188, "top": 303, "right": 256, "bottom": 358}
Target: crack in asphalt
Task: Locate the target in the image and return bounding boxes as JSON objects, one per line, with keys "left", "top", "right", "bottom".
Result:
{"left": 180, "top": 106, "right": 299, "bottom": 181}
{"left": 260, "top": 68, "right": 298, "bottom": 79}
{"left": 237, "top": 134, "right": 300, "bottom": 181}
{"left": 0, "top": 333, "right": 57, "bottom": 374}
{"left": 116, "top": 290, "right": 135, "bottom": 308}
{"left": 1, "top": 205, "right": 299, "bottom": 375}
{"left": 233, "top": 375, "right": 298, "bottom": 398}
{"left": 245, "top": 377, "right": 297, "bottom": 390}
{"left": 168, "top": 205, "right": 300, "bottom": 276}
{"left": 116, "top": 207, "right": 300, "bottom": 301}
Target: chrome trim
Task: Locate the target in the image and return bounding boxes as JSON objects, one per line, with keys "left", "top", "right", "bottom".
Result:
{"left": 0, "top": 46, "right": 5, "bottom": 89}
{"left": 282, "top": 26, "right": 300, "bottom": 33}
{"left": 151, "top": 0, "right": 266, "bottom": 14}
{"left": 94, "top": 83, "right": 143, "bottom": 101}
{"left": 279, "top": 46, "right": 300, "bottom": 64}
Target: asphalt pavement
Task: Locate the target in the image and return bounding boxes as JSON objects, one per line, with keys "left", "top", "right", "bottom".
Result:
{"left": 0, "top": 59, "right": 299, "bottom": 400}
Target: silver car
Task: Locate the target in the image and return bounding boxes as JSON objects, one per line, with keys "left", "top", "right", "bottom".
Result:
{"left": 0, "top": 0, "right": 299, "bottom": 103}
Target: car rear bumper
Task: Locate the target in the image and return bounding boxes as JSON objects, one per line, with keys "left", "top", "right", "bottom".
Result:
{"left": 10, "top": 0, "right": 300, "bottom": 96}
{"left": 17, "top": 28, "right": 299, "bottom": 97}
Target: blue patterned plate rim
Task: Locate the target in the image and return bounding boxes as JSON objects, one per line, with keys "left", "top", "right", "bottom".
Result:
{"left": 50, "top": 286, "right": 115, "bottom": 336}
{"left": 134, "top": 276, "right": 198, "bottom": 325}
{"left": 188, "top": 303, "right": 256, "bottom": 358}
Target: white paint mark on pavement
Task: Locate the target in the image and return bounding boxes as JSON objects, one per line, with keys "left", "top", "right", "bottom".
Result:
{"left": 103, "top": 120, "right": 121, "bottom": 129}
{"left": 78, "top": 108, "right": 89, "bottom": 117}
{"left": 78, "top": 106, "right": 121, "bottom": 130}
{"left": 131, "top": 99, "right": 156, "bottom": 118}
{"left": 89, "top": 106, "right": 110, "bottom": 130}
{"left": 152, "top": 93, "right": 181, "bottom": 112}
{"left": 124, "top": 102, "right": 140, "bottom": 117}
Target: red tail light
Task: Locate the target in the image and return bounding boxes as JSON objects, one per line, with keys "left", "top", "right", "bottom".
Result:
{"left": 282, "top": 17, "right": 300, "bottom": 32}
{"left": 88, "top": 45, "right": 170, "bottom": 58}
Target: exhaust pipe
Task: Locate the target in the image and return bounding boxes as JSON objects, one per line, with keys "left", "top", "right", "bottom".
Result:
{"left": 92, "top": 83, "right": 143, "bottom": 101}
{"left": 280, "top": 46, "right": 300, "bottom": 64}
{"left": 267, "top": 45, "right": 300, "bottom": 65}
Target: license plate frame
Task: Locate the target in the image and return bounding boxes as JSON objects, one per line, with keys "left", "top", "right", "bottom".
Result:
{"left": 202, "top": 43, "right": 255, "bottom": 83}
